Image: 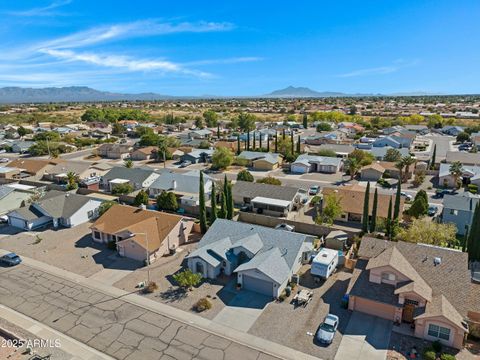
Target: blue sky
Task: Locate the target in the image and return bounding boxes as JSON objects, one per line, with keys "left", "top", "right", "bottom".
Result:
{"left": 0, "top": 0, "right": 479, "bottom": 95}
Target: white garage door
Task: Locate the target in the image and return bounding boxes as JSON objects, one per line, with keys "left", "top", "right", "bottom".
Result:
{"left": 291, "top": 164, "right": 308, "bottom": 174}
{"left": 243, "top": 275, "right": 273, "bottom": 297}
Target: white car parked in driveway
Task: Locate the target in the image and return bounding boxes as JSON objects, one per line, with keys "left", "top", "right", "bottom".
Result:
{"left": 315, "top": 314, "right": 339, "bottom": 345}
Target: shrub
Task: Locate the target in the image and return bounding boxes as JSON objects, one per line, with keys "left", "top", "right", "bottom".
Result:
{"left": 310, "top": 195, "right": 321, "bottom": 206}
{"left": 237, "top": 169, "right": 254, "bottom": 182}
{"left": 194, "top": 298, "right": 212, "bottom": 312}
{"left": 142, "top": 281, "right": 158, "bottom": 294}
{"left": 468, "top": 184, "right": 478, "bottom": 194}
{"left": 278, "top": 292, "right": 286, "bottom": 302}
{"left": 173, "top": 269, "right": 202, "bottom": 290}
{"left": 257, "top": 176, "right": 281, "bottom": 186}
{"left": 432, "top": 340, "right": 443, "bottom": 353}
{"left": 440, "top": 354, "right": 456, "bottom": 360}
{"left": 423, "top": 349, "right": 436, "bottom": 360}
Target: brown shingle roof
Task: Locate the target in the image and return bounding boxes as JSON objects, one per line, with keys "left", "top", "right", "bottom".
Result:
{"left": 322, "top": 185, "right": 404, "bottom": 219}
{"left": 415, "top": 294, "right": 467, "bottom": 330}
{"left": 7, "top": 158, "right": 61, "bottom": 175}
{"left": 361, "top": 162, "right": 385, "bottom": 173}
{"left": 91, "top": 205, "right": 186, "bottom": 252}
{"left": 358, "top": 236, "right": 471, "bottom": 317}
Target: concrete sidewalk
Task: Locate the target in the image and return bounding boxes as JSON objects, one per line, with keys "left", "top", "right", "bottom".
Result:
{"left": 0, "top": 305, "right": 114, "bottom": 360}
{"left": 0, "top": 249, "right": 318, "bottom": 360}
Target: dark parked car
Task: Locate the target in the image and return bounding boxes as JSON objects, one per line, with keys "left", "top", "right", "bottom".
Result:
{"left": 0, "top": 253, "right": 22, "bottom": 266}
{"left": 428, "top": 205, "right": 438, "bottom": 216}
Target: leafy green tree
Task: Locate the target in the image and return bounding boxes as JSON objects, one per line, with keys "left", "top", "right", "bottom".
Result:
{"left": 17, "top": 126, "right": 32, "bottom": 137}
{"left": 194, "top": 116, "right": 204, "bottom": 129}
{"left": 362, "top": 182, "right": 370, "bottom": 232}
{"left": 316, "top": 122, "right": 332, "bottom": 132}
{"left": 218, "top": 190, "right": 227, "bottom": 219}
{"left": 112, "top": 183, "right": 134, "bottom": 195}
{"left": 317, "top": 193, "right": 342, "bottom": 225}
{"left": 415, "top": 190, "right": 428, "bottom": 205}
{"left": 124, "top": 159, "right": 133, "bottom": 168}
{"left": 316, "top": 149, "right": 337, "bottom": 157}
{"left": 396, "top": 218, "right": 457, "bottom": 247}
{"left": 383, "top": 148, "right": 402, "bottom": 162}
{"left": 370, "top": 188, "right": 378, "bottom": 233}
{"left": 348, "top": 149, "right": 374, "bottom": 166}
{"left": 33, "top": 131, "right": 61, "bottom": 142}
{"left": 256, "top": 176, "right": 281, "bottom": 185}
{"left": 156, "top": 191, "right": 178, "bottom": 211}
{"left": 407, "top": 192, "right": 428, "bottom": 218}
{"left": 345, "top": 158, "right": 361, "bottom": 180}
{"left": 99, "top": 201, "right": 116, "bottom": 216}
{"left": 237, "top": 169, "right": 254, "bottom": 182}
{"left": 203, "top": 110, "right": 219, "bottom": 127}
{"left": 198, "top": 140, "right": 210, "bottom": 149}
{"left": 134, "top": 190, "right": 149, "bottom": 206}
{"left": 66, "top": 171, "right": 79, "bottom": 191}
{"left": 456, "top": 132, "right": 470, "bottom": 143}
{"left": 173, "top": 269, "right": 202, "bottom": 290}
{"left": 199, "top": 171, "right": 207, "bottom": 233}
{"left": 237, "top": 113, "right": 256, "bottom": 132}
{"left": 210, "top": 183, "right": 217, "bottom": 224}
{"left": 211, "top": 147, "right": 234, "bottom": 170}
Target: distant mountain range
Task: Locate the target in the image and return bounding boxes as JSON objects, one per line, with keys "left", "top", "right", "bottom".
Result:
{"left": 0, "top": 85, "right": 447, "bottom": 103}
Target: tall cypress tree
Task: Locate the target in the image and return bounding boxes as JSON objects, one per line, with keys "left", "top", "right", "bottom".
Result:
{"left": 226, "top": 182, "right": 234, "bottom": 220}
{"left": 431, "top": 144, "right": 437, "bottom": 170}
{"left": 267, "top": 135, "right": 270, "bottom": 152}
{"left": 259, "top": 133, "right": 262, "bottom": 150}
{"left": 386, "top": 197, "right": 393, "bottom": 239}
{"left": 217, "top": 125, "right": 220, "bottom": 139}
{"left": 247, "top": 131, "right": 250, "bottom": 151}
{"left": 209, "top": 182, "right": 217, "bottom": 224}
{"left": 275, "top": 132, "right": 278, "bottom": 153}
{"left": 290, "top": 131, "right": 294, "bottom": 155}
{"left": 296, "top": 135, "right": 301, "bottom": 154}
{"left": 237, "top": 136, "right": 240, "bottom": 155}
{"left": 362, "top": 182, "right": 370, "bottom": 232}
{"left": 218, "top": 190, "right": 227, "bottom": 219}
{"left": 468, "top": 202, "right": 480, "bottom": 261}
{"left": 370, "top": 188, "right": 378, "bottom": 233}
{"left": 282, "top": 129, "right": 286, "bottom": 140}
{"left": 199, "top": 171, "right": 207, "bottom": 234}
{"left": 303, "top": 113, "right": 308, "bottom": 129}
{"left": 393, "top": 181, "right": 401, "bottom": 220}
{"left": 463, "top": 227, "right": 469, "bottom": 253}
{"left": 252, "top": 131, "right": 256, "bottom": 150}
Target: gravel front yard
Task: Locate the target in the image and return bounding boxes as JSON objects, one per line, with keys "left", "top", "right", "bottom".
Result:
{"left": 114, "top": 243, "right": 235, "bottom": 320}
{"left": 0, "top": 223, "right": 119, "bottom": 277}
{"left": 249, "top": 267, "right": 352, "bottom": 360}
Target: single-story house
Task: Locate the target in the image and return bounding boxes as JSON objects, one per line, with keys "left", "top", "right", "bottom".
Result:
{"left": 180, "top": 149, "right": 214, "bottom": 164}
{"left": 187, "top": 219, "right": 313, "bottom": 298}
{"left": 360, "top": 163, "right": 386, "bottom": 182}
{"left": 438, "top": 163, "right": 480, "bottom": 188}
{"left": 370, "top": 146, "right": 410, "bottom": 160}
{"left": 7, "top": 191, "right": 102, "bottom": 230}
{"left": 347, "top": 236, "right": 471, "bottom": 349}
{"left": 130, "top": 146, "right": 157, "bottom": 161}
{"left": 321, "top": 185, "right": 405, "bottom": 223}
{"left": 445, "top": 151, "right": 480, "bottom": 166}
{"left": 97, "top": 143, "right": 132, "bottom": 159}
{"left": 442, "top": 126, "right": 464, "bottom": 136}
{"left": 0, "top": 184, "right": 36, "bottom": 215}
{"left": 11, "top": 141, "right": 35, "bottom": 154}
{"left": 441, "top": 192, "right": 480, "bottom": 235}
{"left": 373, "top": 135, "right": 412, "bottom": 149}
{"left": 6, "top": 159, "right": 60, "bottom": 180}
{"left": 91, "top": 204, "right": 194, "bottom": 263}
{"left": 189, "top": 129, "right": 212, "bottom": 139}
{"left": 232, "top": 180, "right": 306, "bottom": 216}
{"left": 101, "top": 167, "right": 160, "bottom": 192}
{"left": 316, "top": 144, "right": 355, "bottom": 158}
{"left": 291, "top": 154, "right": 342, "bottom": 174}
{"left": 149, "top": 170, "right": 213, "bottom": 204}
{"left": 42, "top": 161, "right": 90, "bottom": 184}
{"left": 237, "top": 151, "right": 282, "bottom": 171}
{"left": 0, "top": 167, "right": 22, "bottom": 182}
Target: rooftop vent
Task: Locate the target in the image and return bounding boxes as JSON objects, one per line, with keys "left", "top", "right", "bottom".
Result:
{"left": 434, "top": 257, "right": 442, "bottom": 266}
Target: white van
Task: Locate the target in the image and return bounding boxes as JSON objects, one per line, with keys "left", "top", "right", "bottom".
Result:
{"left": 311, "top": 248, "right": 338, "bottom": 279}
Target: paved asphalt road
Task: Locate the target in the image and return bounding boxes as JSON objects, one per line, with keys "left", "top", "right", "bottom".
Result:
{"left": 0, "top": 265, "right": 279, "bottom": 360}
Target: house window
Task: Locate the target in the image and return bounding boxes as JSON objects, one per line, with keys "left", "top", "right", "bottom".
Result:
{"left": 404, "top": 299, "right": 419, "bottom": 306}
{"left": 381, "top": 272, "right": 396, "bottom": 282}
{"left": 428, "top": 324, "right": 450, "bottom": 341}
{"left": 450, "top": 209, "right": 458, "bottom": 216}
{"left": 93, "top": 231, "right": 100, "bottom": 239}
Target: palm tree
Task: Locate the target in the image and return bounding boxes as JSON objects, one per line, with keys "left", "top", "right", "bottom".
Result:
{"left": 401, "top": 156, "right": 416, "bottom": 182}
{"left": 449, "top": 161, "right": 463, "bottom": 189}
{"left": 394, "top": 160, "right": 405, "bottom": 182}
{"left": 345, "top": 158, "right": 361, "bottom": 180}
{"left": 66, "top": 171, "right": 79, "bottom": 190}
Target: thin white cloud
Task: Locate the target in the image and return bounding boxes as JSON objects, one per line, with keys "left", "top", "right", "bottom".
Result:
{"left": 184, "top": 57, "right": 263, "bottom": 66}
{"left": 40, "top": 49, "right": 212, "bottom": 78}
{"left": 337, "top": 59, "right": 419, "bottom": 78}
{"left": 38, "top": 20, "right": 234, "bottom": 49}
{"left": 6, "top": 0, "right": 72, "bottom": 17}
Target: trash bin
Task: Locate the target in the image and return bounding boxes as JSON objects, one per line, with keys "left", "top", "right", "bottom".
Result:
{"left": 285, "top": 286, "right": 292, "bottom": 297}
{"left": 341, "top": 294, "right": 349, "bottom": 309}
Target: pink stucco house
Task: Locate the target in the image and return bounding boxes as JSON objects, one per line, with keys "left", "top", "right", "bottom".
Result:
{"left": 347, "top": 237, "right": 475, "bottom": 350}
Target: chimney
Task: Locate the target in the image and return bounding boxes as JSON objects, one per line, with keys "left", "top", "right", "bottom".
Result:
{"left": 171, "top": 180, "right": 177, "bottom": 190}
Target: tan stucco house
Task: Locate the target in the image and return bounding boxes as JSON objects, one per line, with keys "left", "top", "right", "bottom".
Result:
{"left": 347, "top": 237, "right": 473, "bottom": 349}
{"left": 91, "top": 205, "right": 194, "bottom": 263}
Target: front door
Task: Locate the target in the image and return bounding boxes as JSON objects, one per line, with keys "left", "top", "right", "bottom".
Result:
{"left": 402, "top": 303, "right": 415, "bottom": 323}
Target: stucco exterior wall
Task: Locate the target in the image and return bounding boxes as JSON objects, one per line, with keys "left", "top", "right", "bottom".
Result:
{"left": 369, "top": 265, "right": 411, "bottom": 286}
{"left": 415, "top": 316, "right": 465, "bottom": 350}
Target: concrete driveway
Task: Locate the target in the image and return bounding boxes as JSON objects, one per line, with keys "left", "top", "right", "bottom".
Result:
{"left": 335, "top": 312, "right": 392, "bottom": 360}
{"left": 213, "top": 290, "right": 271, "bottom": 332}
